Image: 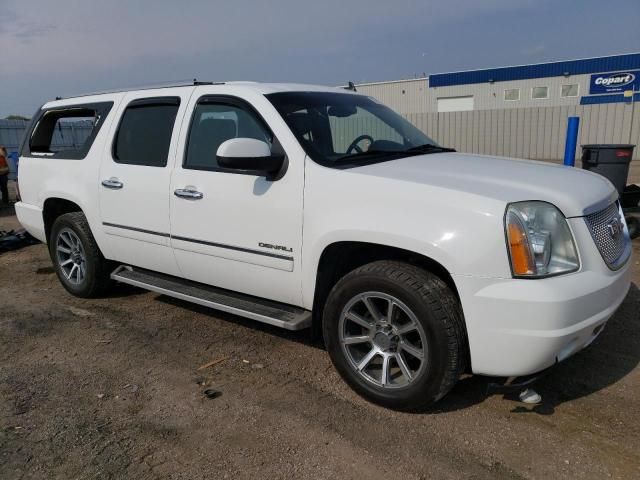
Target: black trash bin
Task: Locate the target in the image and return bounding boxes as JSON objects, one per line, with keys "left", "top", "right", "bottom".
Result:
{"left": 581, "top": 144, "right": 635, "bottom": 196}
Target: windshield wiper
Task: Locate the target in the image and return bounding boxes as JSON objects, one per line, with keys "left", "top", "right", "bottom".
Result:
{"left": 334, "top": 144, "right": 455, "bottom": 163}
{"left": 404, "top": 143, "right": 456, "bottom": 153}
{"left": 334, "top": 149, "right": 408, "bottom": 162}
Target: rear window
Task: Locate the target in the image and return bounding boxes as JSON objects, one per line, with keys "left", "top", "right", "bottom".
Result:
{"left": 25, "top": 102, "right": 113, "bottom": 159}
{"left": 112, "top": 97, "right": 180, "bottom": 167}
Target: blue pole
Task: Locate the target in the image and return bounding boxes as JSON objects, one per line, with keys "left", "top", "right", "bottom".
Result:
{"left": 563, "top": 116, "right": 580, "bottom": 166}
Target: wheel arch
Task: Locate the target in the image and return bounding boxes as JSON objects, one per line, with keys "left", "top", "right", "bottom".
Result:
{"left": 42, "top": 197, "right": 84, "bottom": 243}
{"left": 312, "top": 241, "right": 455, "bottom": 314}
{"left": 311, "top": 240, "right": 471, "bottom": 371}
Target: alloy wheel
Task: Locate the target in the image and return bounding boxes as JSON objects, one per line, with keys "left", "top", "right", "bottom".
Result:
{"left": 338, "top": 291, "right": 428, "bottom": 389}
{"left": 55, "top": 228, "right": 87, "bottom": 285}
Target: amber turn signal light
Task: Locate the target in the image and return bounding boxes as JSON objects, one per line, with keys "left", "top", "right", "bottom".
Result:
{"left": 506, "top": 216, "right": 535, "bottom": 275}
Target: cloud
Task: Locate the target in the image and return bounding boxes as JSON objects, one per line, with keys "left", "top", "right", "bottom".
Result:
{"left": 0, "top": 4, "right": 55, "bottom": 41}
{"left": 0, "top": 0, "right": 536, "bottom": 75}
{"left": 1, "top": 0, "right": 638, "bottom": 117}
{"left": 11, "top": 21, "right": 57, "bottom": 42}
{"left": 522, "top": 45, "right": 546, "bottom": 57}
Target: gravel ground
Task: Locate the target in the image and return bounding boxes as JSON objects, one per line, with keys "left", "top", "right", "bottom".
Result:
{"left": 1, "top": 202, "right": 639, "bottom": 480}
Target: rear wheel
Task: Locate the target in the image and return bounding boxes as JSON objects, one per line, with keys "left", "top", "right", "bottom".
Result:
{"left": 49, "top": 212, "right": 113, "bottom": 297}
{"left": 323, "top": 260, "right": 466, "bottom": 411}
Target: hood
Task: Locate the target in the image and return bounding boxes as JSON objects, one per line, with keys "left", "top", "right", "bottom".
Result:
{"left": 352, "top": 153, "right": 617, "bottom": 217}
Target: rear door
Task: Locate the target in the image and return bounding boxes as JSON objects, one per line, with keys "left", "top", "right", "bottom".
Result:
{"left": 98, "top": 87, "right": 194, "bottom": 275}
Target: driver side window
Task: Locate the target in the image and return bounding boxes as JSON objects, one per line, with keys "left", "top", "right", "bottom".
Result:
{"left": 329, "top": 106, "right": 404, "bottom": 153}
{"left": 185, "top": 102, "right": 272, "bottom": 171}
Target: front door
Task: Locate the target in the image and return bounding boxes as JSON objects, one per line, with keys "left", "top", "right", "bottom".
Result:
{"left": 98, "top": 87, "right": 194, "bottom": 275}
{"left": 169, "top": 90, "right": 305, "bottom": 306}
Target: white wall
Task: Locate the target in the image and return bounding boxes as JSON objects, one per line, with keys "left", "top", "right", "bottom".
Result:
{"left": 437, "top": 96, "right": 474, "bottom": 112}
{"left": 356, "top": 73, "right": 592, "bottom": 114}
{"left": 402, "top": 102, "right": 640, "bottom": 183}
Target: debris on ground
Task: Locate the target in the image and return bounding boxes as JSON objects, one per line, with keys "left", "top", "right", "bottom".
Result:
{"left": 68, "top": 306, "right": 94, "bottom": 318}
{"left": 203, "top": 388, "right": 222, "bottom": 399}
{"left": 197, "top": 356, "right": 229, "bottom": 371}
{"left": 0, "top": 229, "right": 39, "bottom": 253}
{"left": 519, "top": 388, "right": 542, "bottom": 404}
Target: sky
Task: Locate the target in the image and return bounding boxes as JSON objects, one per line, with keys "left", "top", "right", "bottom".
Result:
{"left": 1, "top": 0, "right": 639, "bottom": 117}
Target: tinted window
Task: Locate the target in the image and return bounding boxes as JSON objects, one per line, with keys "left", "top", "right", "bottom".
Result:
{"left": 26, "top": 102, "right": 113, "bottom": 159}
{"left": 267, "top": 92, "right": 437, "bottom": 167}
{"left": 329, "top": 106, "right": 403, "bottom": 153}
{"left": 113, "top": 100, "right": 179, "bottom": 167}
{"left": 185, "top": 102, "right": 271, "bottom": 170}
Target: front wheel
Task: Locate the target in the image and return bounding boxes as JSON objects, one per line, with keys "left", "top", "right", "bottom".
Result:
{"left": 49, "top": 212, "right": 113, "bottom": 298}
{"left": 323, "top": 260, "right": 466, "bottom": 411}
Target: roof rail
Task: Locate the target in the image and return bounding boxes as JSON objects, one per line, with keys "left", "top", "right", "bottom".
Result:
{"left": 55, "top": 79, "right": 223, "bottom": 100}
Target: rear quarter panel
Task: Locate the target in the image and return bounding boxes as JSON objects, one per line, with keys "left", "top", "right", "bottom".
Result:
{"left": 17, "top": 94, "right": 125, "bottom": 250}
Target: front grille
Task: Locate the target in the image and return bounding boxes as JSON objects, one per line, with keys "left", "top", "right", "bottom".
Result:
{"left": 584, "top": 202, "right": 631, "bottom": 270}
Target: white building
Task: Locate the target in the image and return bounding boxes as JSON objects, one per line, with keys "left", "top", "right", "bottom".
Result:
{"left": 356, "top": 53, "right": 640, "bottom": 114}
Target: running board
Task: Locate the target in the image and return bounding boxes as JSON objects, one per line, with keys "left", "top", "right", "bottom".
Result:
{"left": 110, "top": 266, "right": 311, "bottom": 331}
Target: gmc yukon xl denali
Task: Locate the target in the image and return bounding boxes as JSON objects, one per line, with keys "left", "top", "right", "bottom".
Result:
{"left": 16, "top": 81, "right": 632, "bottom": 410}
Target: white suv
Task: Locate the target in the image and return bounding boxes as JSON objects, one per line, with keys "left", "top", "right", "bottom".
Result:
{"left": 15, "top": 81, "right": 632, "bottom": 410}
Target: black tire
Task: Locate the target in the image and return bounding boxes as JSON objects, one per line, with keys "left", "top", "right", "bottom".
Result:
{"left": 322, "top": 260, "right": 466, "bottom": 411}
{"left": 49, "top": 212, "right": 113, "bottom": 298}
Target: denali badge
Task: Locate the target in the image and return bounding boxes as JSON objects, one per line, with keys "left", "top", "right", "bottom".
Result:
{"left": 259, "top": 242, "right": 293, "bottom": 253}
{"left": 606, "top": 216, "right": 623, "bottom": 239}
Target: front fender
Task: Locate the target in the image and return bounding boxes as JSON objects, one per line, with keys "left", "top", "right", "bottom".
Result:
{"left": 301, "top": 230, "right": 457, "bottom": 308}
{"left": 301, "top": 160, "right": 512, "bottom": 308}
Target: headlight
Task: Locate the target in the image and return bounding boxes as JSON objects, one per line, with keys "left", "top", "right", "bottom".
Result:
{"left": 505, "top": 201, "right": 579, "bottom": 278}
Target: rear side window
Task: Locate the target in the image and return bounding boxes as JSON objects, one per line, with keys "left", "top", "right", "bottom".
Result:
{"left": 113, "top": 97, "right": 180, "bottom": 167}
{"left": 25, "top": 102, "right": 113, "bottom": 159}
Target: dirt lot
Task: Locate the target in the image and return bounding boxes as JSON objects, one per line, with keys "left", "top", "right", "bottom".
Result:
{"left": 1, "top": 202, "right": 639, "bottom": 480}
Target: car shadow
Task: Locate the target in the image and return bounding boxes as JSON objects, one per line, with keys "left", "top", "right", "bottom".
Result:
{"left": 509, "top": 281, "right": 640, "bottom": 415}
{"left": 156, "top": 295, "right": 324, "bottom": 349}
{"left": 113, "top": 279, "right": 639, "bottom": 414}
{"left": 102, "top": 282, "right": 151, "bottom": 299}
{"left": 433, "top": 281, "right": 640, "bottom": 415}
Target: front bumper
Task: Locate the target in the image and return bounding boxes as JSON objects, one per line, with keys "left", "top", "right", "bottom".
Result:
{"left": 453, "top": 260, "right": 631, "bottom": 377}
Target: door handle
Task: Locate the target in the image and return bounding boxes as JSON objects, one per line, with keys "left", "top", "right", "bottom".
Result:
{"left": 101, "top": 178, "right": 123, "bottom": 189}
{"left": 174, "top": 188, "right": 204, "bottom": 200}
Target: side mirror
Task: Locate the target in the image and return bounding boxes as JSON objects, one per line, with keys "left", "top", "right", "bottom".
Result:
{"left": 216, "top": 138, "right": 284, "bottom": 179}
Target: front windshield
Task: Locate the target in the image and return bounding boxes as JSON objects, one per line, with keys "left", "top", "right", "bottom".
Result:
{"left": 266, "top": 91, "right": 446, "bottom": 167}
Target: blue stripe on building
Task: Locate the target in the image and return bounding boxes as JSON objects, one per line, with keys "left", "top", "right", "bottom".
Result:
{"left": 580, "top": 93, "right": 640, "bottom": 105}
{"left": 429, "top": 53, "right": 640, "bottom": 87}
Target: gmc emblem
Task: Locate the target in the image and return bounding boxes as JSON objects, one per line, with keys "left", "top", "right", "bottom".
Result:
{"left": 606, "top": 216, "right": 623, "bottom": 240}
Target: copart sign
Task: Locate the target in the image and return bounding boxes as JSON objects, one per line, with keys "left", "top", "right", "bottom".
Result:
{"left": 590, "top": 71, "right": 639, "bottom": 94}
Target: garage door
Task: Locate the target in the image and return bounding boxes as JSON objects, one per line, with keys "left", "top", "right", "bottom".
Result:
{"left": 437, "top": 96, "right": 474, "bottom": 112}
